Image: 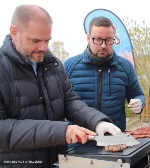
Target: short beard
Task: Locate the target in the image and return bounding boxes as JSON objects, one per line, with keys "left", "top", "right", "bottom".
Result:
{"left": 16, "top": 45, "right": 45, "bottom": 63}
{"left": 20, "top": 51, "right": 44, "bottom": 63}
{"left": 25, "top": 54, "right": 43, "bottom": 63}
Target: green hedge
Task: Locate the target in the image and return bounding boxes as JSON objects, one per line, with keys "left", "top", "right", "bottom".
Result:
{"left": 125, "top": 101, "right": 132, "bottom": 117}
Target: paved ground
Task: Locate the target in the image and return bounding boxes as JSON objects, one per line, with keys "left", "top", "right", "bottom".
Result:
{"left": 126, "top": 114, "right": 149, "bottom": 131}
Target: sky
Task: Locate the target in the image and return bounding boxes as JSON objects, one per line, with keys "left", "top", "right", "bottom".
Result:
{"left": 0, "top": 0, "right": 149, "bottom": 57}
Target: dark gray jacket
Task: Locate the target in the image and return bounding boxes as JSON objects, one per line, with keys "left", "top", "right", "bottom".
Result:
{"left": 0, "top": 35, "right": 111, "bottom": 168}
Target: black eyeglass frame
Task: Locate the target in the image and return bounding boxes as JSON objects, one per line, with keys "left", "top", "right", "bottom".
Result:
{"left": 90, "top": 35, "right": 115, "bottom": 45}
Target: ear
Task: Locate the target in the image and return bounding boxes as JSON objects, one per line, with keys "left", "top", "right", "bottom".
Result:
{"left": 87, "top": 34, "right": 90, "bottom": 44}
{"left": 10, "top": 25, "right": 18, "bottom": 42}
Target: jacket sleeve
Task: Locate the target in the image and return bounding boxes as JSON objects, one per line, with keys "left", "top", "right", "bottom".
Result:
{"left": 0, "top": 98, "right": 69, "bottom": 151}
{"left": 0, "top": 118, "right": 69, "bottom": 151}
{"left": 124, "top": 59, "right": 145, "bottom": 110}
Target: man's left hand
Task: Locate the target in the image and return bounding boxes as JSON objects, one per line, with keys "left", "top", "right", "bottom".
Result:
{"left": 128, "top": 99, "right": 142, "bottom": 113}
{"left": 95, "top": 121, "right": 122, "bottom": 136}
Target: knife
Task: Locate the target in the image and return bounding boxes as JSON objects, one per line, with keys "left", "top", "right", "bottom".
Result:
{"left": 77, "top": 134, "right": 140, "bottom": 146}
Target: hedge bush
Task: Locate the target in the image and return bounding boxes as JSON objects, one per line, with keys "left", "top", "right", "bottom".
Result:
{"left": 125, "top": 101, "right": 132, "bottom": 118}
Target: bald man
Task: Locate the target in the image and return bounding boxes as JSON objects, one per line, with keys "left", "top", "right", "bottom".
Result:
{"left": 0, "top": 5, "right": 122, "bottom": 168}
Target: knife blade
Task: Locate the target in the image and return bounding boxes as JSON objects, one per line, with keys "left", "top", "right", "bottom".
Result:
{"left": 77, "top": 134, "right": 140, "bottom": 146}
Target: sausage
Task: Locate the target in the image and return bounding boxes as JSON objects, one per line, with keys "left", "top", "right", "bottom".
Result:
{"left": 104, "top": 144, "right": 127, "bottom": 152}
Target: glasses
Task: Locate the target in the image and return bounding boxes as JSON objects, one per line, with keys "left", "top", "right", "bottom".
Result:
{"left": 90, "top": 35, "right": 115, "bottom": 45}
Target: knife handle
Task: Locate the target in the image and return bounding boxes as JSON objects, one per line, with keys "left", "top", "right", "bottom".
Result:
{"left": 76, "top": 135, "right": 90, "bottom": 141}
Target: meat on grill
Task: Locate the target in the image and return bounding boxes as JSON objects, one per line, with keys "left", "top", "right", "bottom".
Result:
{"left": 125, "top": 126, "right": 150, "bottom": 139}
{"left": 104, "top": 144, "right": 128, "bottom": 152}
{"left": 104, "top": 126, "right": 150, "bottom": 152}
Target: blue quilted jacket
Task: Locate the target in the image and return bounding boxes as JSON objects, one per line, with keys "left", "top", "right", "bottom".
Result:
{"left": 64, "top": 49, "right": 145, "bottom": 131}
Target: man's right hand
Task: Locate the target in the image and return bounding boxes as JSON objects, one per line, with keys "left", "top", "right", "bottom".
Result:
{"left": 65, "top": 125, "right": 97, "bottom": 144}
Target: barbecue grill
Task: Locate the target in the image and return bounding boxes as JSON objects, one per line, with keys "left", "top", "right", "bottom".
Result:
{"left": 58, "top": 138, "right": 150, "bottom": 168}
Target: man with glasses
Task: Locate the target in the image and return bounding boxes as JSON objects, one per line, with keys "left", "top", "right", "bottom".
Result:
{"left": 64, "top": 16, "right": 145, "bottom": 135}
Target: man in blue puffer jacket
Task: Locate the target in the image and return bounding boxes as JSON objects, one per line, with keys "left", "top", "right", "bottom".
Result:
{"left": 64, "top": 16, "right": 145, "bottom": 133}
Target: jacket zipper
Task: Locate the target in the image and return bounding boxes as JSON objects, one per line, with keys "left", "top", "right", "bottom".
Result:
{"left": 98, "top": 68, "right": 102, "bottom": 111}
{"left": 108, "top": 68, "right": 110, "bottom": 96}
{"left": 35, "top": 65, "right": 48, "bottom": 118}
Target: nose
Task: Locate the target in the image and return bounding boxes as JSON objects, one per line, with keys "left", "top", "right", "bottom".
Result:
{"left": 38, "top": 42, "right": 48, "bottom": 51}
{"left": 100, "top": 40, "right": 107, "bottom": 48}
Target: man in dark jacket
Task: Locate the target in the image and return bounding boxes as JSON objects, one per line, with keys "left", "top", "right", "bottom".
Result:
{"left": 0, "top": 5, "right": 122, "bottom": 168}
{"left": 64, "top": 16, "right": 145, "bottom": 132}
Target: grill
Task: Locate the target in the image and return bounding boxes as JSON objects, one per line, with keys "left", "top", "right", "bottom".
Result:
{"left": 58, "top": 138, "right": 150, "bottom": 168}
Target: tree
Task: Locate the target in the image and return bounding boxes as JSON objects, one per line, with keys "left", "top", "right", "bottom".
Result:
{"left": 49, "top": 41, "right": 69, "bottom": 63}
{"left": 122, "top": 18, "right": 150, "bottom": 95}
